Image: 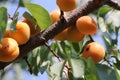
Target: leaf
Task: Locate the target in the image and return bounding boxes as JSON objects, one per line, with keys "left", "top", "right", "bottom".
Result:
{"left": 23, "top": 12, "right": 40, "bottom": 29}
{"left": 98, "top": 5, "right": 111, "bottom": 17}
{"left": 113, "top": 65, "right": 120, "bottom": 80}
{"left": 96, "top": 64, "right": 117, "bottom": 80}
{"left": 18, "top": 0, "right": 30, "bottom": 7}
{"left": 98, "top": 17, "right": 107, "bottom": 32}
{"left": 25, "top": 3, "right": 52, "bottom": 30}
{"left": 71, "top": 58, "right": 85, "bottom": 79}
{"left": 85, "top": 58, "right": 100, "bottom": 80}
{"left": 103, "top": 35, "right": 111, "bottom": 47}
{"left": 71, "top": 42, "right": 80, "bottom": 53}
{"left": 50, "top": 61, "right": 65, "bottom": 80}
{"left": 0, "top": 7, "right": 7, "bottom": 42}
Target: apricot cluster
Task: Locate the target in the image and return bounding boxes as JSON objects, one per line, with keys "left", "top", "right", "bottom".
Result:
{"left": 0, "top": 20, "right": 34, "bottom": 62}
{"left": 50, "top": 9, "right": 97, "bottom": 42}
{"left": 50, "top": 1, "right": 105, "bottom": 63}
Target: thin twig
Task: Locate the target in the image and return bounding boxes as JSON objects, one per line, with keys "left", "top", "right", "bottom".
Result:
{"left": 103, "top": 57, "right": 113, "bottom": 66}
{"left": 44, "top": 42, "right": 61, "bottom": 62}
{"left": 88, "top": 35, "right": 94, "bottom": 42}
{"left": 13, "top": 6, "right": 19, "bottom": 18}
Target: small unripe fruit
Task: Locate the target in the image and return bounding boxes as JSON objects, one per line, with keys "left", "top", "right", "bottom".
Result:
{"left": 76, "top": 16, "right": 97, "bottom": 35}
{"left": 0, "top": 38, "right": 19, "bottom": 62}
{"left": 56, "top": 0, "right": 76, "bottom": 11}
{"left": 67, "top": 26, "right": 85, "bottom": 42}
{"left": 82, "top": 42, "right": 105, "bottom": 63}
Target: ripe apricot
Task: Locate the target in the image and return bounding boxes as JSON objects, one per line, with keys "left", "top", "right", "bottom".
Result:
{"left": 50, "top": 9, "right": 60, "bottom": 23}
{"left": 67, "top": 26, "right": 85, "bottom": 42}
{"left": 22, "top": 18, "right": 41, "bottom": 37}
{"left": 56, "top": 0, "right": 76, "bottom": 11}
{"left": 4, "top": 21, "right": 30, "bottom": 45}
{"left": 82, "top": 42, "right": 105, "bottom": 63}
{"left": 76, "top": 16, "right": 97, "bottom": 34}
{"left": 0, "top": 38, "right": 19, "bottom": 62}
{"left": 53, "top": 29, "right": 68, "bottom": 41}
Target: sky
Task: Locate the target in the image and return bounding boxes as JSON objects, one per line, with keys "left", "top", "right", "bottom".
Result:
{"left": 1, "top": 0, "right": 57, "bottom": 80}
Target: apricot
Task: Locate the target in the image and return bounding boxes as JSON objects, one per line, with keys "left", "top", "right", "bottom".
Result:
{"left": 0, "top": 38, "right": 19, "bottom": 62}
{"left": 53, "top": 29, "right": 68, "bottom": 41}
{"left": 50, "top": 9, "right": 60, "bottom": 23}
{"left": 82, "top": 42, "right": 105, "bottom": 63}
{"left": 22, "top": 18, "right": 41, "bottom": 37}
{"left": 4, "top": 21, "right": 30, "bottom": 45}
{"left": 76, "top": 16, "right": 97, "bottom": 34}
{"left": 67, "top": 26, "right": 85, "bottom": 42}
{"left": 56, "top": 0, "right": 76, "bottom": 11}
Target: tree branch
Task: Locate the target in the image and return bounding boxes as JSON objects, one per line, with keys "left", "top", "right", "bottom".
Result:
{"left": 106, "top": 0, "right": 120, "bottom": 10}
{"left": 0, "top": 0, "right": 109, "bottom": 69}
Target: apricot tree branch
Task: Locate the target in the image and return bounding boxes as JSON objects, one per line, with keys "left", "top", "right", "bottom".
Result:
{"left": 106, "top": 0, "right": 120, "bottom": 10}
{"left": 0, "top": 0, "right": 109, "bottom": 69}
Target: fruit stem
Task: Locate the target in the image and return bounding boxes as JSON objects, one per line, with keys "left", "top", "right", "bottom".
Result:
{"left": 88, "top": 35, "right": 94, "bottom": 42}
{"left": 60, "top": 10, "right": 64, "bottom": 19}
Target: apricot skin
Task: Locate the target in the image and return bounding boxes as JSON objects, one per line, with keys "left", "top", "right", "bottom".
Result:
{"left": 76, "top": 16, "right": 97, "bottom": 35}
{"left": 50, "top": 9, "right": 60, "bottom": 23}
{"left": 22, "top": 18, "right": 41, "bottom": 37}
{"left": 67, "top": 26, "right": 85, "bottom": 42}
{"left": 4, "top": 21, "right": 30, "bottom": 45}
{"left": 0, "top": 38, "right": 19, "bottom": 62}
{"left": 56, "top": 0, "right": 76, "bottom": 11}
{"left": 82, "top": 42, "right": 105, "bottom": 63}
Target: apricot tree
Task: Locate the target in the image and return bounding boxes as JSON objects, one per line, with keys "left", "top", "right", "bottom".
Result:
{"left": 0, "top": 0, "right": 120, "bottom": 80}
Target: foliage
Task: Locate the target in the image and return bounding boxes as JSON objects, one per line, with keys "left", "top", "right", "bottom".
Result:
{"left": 0, "top": 0, "right": 120, "bottom": 80}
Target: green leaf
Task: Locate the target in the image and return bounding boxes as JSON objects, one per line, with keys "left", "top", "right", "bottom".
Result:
{"left": 23, "top": 12, "right": 40, "bottom": 29}
{"left": 113, "top": 65, "right": 120, "bottom": 80}
{"left": 18, "top": 0, "right": 30, "bottom": 7}
{"left": 85, "top": 58, "right": 100, "bottom": 80}
{"left": 25, "top": 3, "right": 52, "bottom": 30}
{"left": 96, "top": 64, "right": 117, "bottom": 80}
{"left": 71, "top": 58, "right": 85, "bottom": 79}
{"left": 0, "top": 7, "right": 7, "bottom": 42}
{"left": 50, "top": 61, "right": 65, "bottom": 80}
{"left": 71, "top": 42, "right": 80, "bottom": 53}
{"left": 98, "top": 5, "right": 111, "bottom": 17}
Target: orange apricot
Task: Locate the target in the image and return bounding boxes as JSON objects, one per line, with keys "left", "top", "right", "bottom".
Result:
{"left": 4, "top": 21, "right": 30, "bottom": 45}
{"left": 53, "top": 29, "right": 68, "bottom": 41}
{"left": 0, "top": 38, "right": 19, "bottom": 62}
{"left": 67, "top": 26, "right": 85, "bottom": 42}
{"left": 82, "top": 42, "right": 105, "bottom": 63}
{"left": 76, "top": 16, "right": 97, "bottom": 34}
{"left": 22, "top": 18, "right": 41, "bottom": 37}
{"left": 50, "top": 9, "right": 60, "bottom": 23}
{"left": 56, "top": 0, "right": 76, "bottom": 11}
